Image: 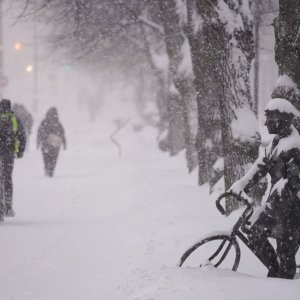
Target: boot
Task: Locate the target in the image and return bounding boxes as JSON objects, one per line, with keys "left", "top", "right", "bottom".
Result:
{"left": 267, "top": 266, "right": 279, "bottom": 278}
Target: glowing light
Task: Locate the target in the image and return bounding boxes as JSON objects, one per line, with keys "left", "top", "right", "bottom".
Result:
{"left": 14, "top": 42, "right": 22, "bottom": 50}
{"left": 64, "top": 64, "right": 72, "bottom": 72}
{"left": 26, "top": 65, "right": 33, "bottom": 72}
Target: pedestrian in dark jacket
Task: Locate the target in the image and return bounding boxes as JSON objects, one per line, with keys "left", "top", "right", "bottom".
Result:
{"left": 0, "top": 99, "right": 26, "bottom": 218}
{"left": 229, "top": 98, "right": 300, "bottom": 279}
{"left": 37, "top": 107, "right": 66, "bottom": 177}
{"left": 12, "top": 103, "right": 33, "bottom": 150}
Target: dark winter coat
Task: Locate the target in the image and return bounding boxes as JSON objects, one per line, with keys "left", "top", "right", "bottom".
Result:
{"left": 37, "top": 107, "right": 66, "bottom": 150}
{"left": 245, "top": 127, "right": 300, "bottom": 230}
{"left": 12, "top": 103, "right": 33, "bottom": 136}
{"left": 0, "top": 101, "right": 26, "bottom": 158}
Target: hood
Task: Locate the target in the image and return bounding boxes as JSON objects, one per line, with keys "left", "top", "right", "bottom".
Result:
{"left": 0, "top": 99, "right": 12, "bottom": 113}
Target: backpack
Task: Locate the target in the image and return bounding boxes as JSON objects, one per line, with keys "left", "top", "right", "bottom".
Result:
{"left": 0, "top": 113, "right": 18, "bottom": 154}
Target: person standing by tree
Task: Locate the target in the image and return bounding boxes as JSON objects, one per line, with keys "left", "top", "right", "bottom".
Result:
{"left": 37, "top": 107, "right": 66, "bottom": 177}
{"left": 229, "top": 98, "right": 300, "bottom": 279}
{"left": 0, "top": 99, "right": 26, "bottom": 218}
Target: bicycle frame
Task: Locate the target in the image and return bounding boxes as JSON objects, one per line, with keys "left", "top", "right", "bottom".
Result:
{"left": 216, "top": 192, "right": 300, "bottom": 272}
{"left": 217, "top": 192, "right": 271, "bottom": 270}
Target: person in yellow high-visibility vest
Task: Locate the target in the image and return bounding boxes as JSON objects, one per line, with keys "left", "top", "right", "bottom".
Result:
{"left": 0, "top": 99, "right": 26, "bottom": 218}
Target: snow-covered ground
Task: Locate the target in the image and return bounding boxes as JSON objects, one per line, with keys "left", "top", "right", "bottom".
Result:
{"left": 1, "top": 108, "right": 300, "bottom": 300}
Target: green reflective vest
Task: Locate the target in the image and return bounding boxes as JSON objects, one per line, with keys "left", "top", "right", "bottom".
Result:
{"left": 0, "top": 113, "right": 19, "bottom": 155}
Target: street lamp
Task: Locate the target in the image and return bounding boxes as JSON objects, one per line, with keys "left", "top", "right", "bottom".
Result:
{"left": 33, "top": 18, "right": 38, "bottom": 112}
{"left": 14, "top": 42, "right": 22, "bottom": 50}
{"left": 0, "top": 0, "right": 3, "bottom": 99}
{"left": 26, "top": 65, "right": 33, "bottom": 73}
{"left": 12, "top": 20, "right": 39, "bottom": 112}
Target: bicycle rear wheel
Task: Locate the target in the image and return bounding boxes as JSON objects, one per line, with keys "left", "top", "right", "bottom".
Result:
{"left": 179, "top": 234, "right": 241, "bottom": 271}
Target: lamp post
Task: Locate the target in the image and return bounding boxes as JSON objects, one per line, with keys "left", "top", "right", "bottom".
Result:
{"left": 14, "top": 19, "right": 39, "bottom": 112}
{"left": 253, "top": 2, "right": 260, "bottom": 118}
{"left": 33, "top": 18, "right": 38, "bottom": 112}
{"left": 0, "top": 0, "right": 3, "bottom": 99}
{"left": 14, "top": 42, "right": 22, "bottom": 50}
{"left": 0, "top": 0, "right": 8, "bottom": 96}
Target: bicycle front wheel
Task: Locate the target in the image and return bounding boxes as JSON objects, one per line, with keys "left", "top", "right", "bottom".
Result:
{"left": 179, "top": 234, "right": 241, "bottom": 271}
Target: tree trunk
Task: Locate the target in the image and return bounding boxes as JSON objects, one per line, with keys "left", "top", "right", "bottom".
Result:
{"left": 186, "top": 0, "right": 219, "bottom": 185}
{"left": 158, "top": 0, "right": 198, "bottom": 168}
{"left": 186, "top": 0, "right": 258, "bottom": 212}
{"left": 272, "top": 0, "right": 300, "bottom": 111}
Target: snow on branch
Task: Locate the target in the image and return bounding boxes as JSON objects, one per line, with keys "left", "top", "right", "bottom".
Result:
{"left": 272, "top": 75, "right": 300, "bottom": 108}
{"left": 138, "top": 16, "right": 164, "bottom": 35}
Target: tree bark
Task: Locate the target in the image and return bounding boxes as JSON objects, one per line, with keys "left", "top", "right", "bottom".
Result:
{"left": 186, "top": 0, "right": 219, "bottom": 185}
{"left": 186, "top": 0, "right": 258, "bottom": 212}
{"left": 272, "top": 0, "right": 300, "bottom": 110}
{"left": 158, "top": 0, "right": 197, "bottom": 168}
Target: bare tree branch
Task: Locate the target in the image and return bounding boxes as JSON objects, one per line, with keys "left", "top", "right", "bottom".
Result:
{"left": 110, "top": 119, "right": 131, "bottom": 158}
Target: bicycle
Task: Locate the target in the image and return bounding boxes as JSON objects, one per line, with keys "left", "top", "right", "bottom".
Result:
{"left": 179, "top": 192, "right": 300, "bottom": 276}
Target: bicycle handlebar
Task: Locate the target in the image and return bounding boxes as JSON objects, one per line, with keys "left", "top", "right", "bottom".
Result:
{"left": 216, "top": 191, "right": 252, "bottom": 215}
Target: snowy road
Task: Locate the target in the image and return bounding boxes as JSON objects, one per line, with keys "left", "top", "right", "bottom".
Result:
{"left": 1, "top": 122, "right": 300, "bottom": 300}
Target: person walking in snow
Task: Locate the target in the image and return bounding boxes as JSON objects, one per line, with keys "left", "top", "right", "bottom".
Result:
{"left": 12, "top": 103, "right": 33, "bottom": 150}
{"left": 228, "top": 98, "right": 300, "bottom": 279}
{"left": 37, "top": 107, "right": 66, "bottom": 177}
{"left": 0, "top": 99, "right": 26, "bottom": 218}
